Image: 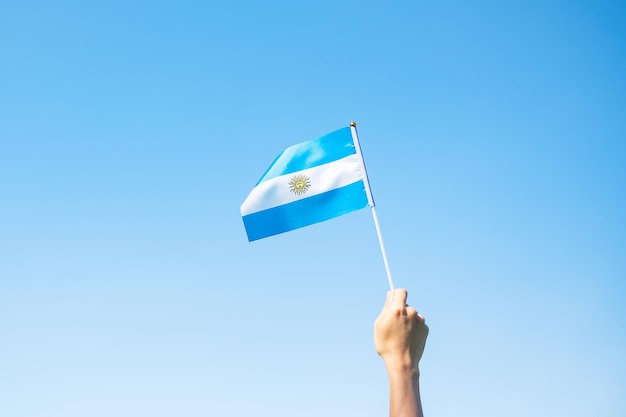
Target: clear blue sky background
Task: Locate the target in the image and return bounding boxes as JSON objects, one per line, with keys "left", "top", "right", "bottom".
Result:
{"left": 1, "top": 1, "right": 624, "bottom": 416}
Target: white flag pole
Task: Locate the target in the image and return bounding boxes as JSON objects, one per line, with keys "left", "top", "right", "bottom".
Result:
{"left": 350, "top": 122, "right": 396, "bottom": 291}
{"left": 371, "top": 205, "right": 395, "bottom": 290}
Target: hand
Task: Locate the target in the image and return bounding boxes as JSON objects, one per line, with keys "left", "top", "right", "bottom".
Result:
{"left": 374, "top": 288, "right": 429, "bottom": 371}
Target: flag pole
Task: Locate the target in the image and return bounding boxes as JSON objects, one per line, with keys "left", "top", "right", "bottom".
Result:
{"left": 350, "top": 122, "right": 396, "bottom": 291}
{"left": 371, "top": 205, "right": 395, "bottom": 290}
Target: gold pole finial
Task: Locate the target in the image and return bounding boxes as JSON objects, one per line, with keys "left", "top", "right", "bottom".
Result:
{"left": 350, "top": 121, "right": 357, "bottom": 127}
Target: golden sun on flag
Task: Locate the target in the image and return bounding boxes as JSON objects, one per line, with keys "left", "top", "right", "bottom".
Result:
{"left": 288, "top": 174, "right": 311, "bottom": 195}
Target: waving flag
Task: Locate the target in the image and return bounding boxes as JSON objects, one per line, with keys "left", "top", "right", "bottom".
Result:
{"left": 241, "top": 124, "right": 374, "bottom": 241}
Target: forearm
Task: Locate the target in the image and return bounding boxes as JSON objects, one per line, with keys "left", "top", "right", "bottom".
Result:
{"left": 374, "top": 289, "right": 428, "bottom": 417}
{"left": 386, "top": 363, "right": 423, "bottom": 417}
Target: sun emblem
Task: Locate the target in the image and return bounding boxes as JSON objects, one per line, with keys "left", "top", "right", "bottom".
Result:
{"left": 289, "top": 174, "right": 311, "bottom": 195}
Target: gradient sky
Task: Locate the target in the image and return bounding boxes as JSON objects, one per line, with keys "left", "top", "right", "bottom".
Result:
{"left": 1, "top": 1, "right": 625, "bottom": 416}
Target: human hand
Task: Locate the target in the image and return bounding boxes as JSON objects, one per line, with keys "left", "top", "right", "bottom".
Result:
{"left": 374, "top": 288, "right": 428, "bottom": 372}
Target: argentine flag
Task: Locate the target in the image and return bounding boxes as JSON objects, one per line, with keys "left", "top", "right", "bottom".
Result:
{"left": 241, "top": 125, "right": 374, "bottom": 241}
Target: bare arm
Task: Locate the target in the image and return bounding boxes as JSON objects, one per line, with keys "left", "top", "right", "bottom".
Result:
{"left": 374, "top": 289, "right": 429, "bottom": 417}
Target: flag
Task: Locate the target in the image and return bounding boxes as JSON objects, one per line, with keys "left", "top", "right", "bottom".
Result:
{"left": 240, "top": 125, "right": 374, "bottom": 241}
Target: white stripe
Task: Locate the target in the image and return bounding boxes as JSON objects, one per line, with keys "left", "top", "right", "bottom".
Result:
{"left": 241, "top": 154, "right": 365, "bottom": 215}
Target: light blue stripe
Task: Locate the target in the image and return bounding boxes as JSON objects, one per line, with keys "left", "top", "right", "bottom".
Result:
{"left": 257, "top": 127, "right": 355, "bottom": 185}
{"left": 242, "top": 181, "right": 369, "bottom": 241}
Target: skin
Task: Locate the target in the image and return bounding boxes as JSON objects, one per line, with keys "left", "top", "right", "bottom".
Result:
{"left": 374, "top": 289, "right": 429, "bottom": 417}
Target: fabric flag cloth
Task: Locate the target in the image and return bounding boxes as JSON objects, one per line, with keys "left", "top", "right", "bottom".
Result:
{"left": 241, "top": 125, "right": 374, "bottom": 241}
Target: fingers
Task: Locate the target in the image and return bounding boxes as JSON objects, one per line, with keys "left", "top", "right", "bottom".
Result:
{"left": 406, "top": 306, "right": 423, "bottom": 325}
{"left": 383, "top": 288, "right": 427, "bottom": 323}
{"left": 390, "top": 288, "right": 408, "bottom": 308}
{"left": 416, "top": 312, "right": 426, "bottom": 324}
{"left": 407, "top": 304, "right": 427, "bottom": 327}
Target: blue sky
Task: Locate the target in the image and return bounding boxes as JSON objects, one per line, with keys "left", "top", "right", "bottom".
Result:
{"left": 1, "top": 1, "right": 625, "bottom": 416}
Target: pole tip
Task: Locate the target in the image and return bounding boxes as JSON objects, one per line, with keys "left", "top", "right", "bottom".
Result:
{"left": 350, "top": 121, "right": 357, "bottom": 127}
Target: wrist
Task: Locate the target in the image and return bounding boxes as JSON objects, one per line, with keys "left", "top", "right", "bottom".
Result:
{"left": 382, "top": 355, "right": 420, "bottom": 377}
